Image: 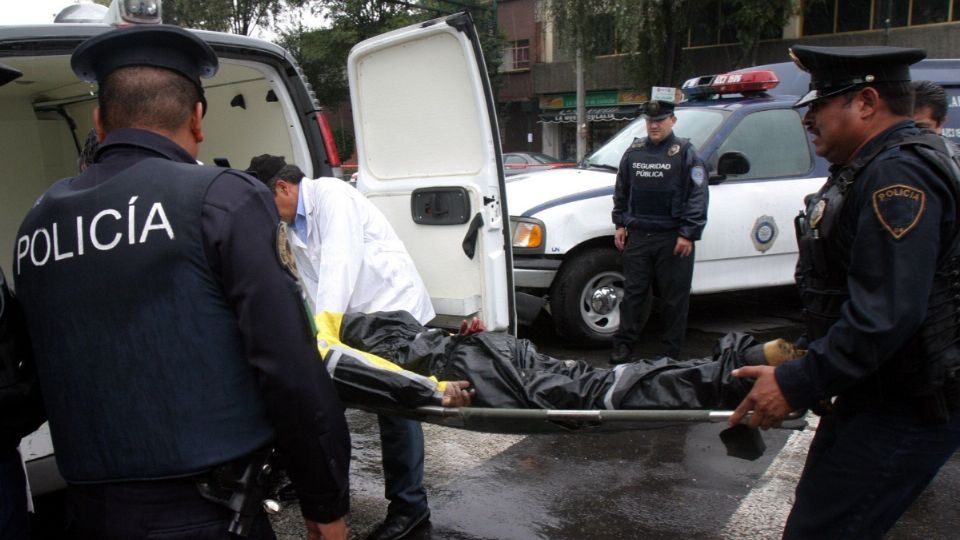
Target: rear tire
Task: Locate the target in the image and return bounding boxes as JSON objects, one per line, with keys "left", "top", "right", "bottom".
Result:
{"left": 550, "top": 247, "right": 651, "bottom": 348}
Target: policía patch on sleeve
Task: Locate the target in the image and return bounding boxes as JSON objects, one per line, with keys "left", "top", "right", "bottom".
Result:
{"left": 691, "top": 166, "right": 705, "bottom": 186}
{"left": 871, "top": 184, "right": 926, "bottom": 239}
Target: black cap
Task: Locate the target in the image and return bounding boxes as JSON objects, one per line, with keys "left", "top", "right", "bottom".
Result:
{"left": 245, "top": 154, "right": 287, "bottom": 183}
{"left": 789, "top": 45, "right": 926, "bottom": 107}
{"left": 0, "top": 63, "right": 22, "bottom": 87}
{"left": 71, "top": 24, "right": 217, "bottom": 88}
{"left": 643, "top": 100, "right": 675, "bottom": 121}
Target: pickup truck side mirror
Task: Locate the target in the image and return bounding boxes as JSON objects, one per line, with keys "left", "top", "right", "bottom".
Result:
{"left": 709, "top": 151, "right": 751, "bottom": 184}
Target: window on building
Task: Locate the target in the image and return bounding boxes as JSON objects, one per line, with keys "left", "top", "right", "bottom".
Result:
{"left": 714, "top": 110, "right": 811, "bottom": 180}
{"left": 593, "top": 14, "right": 617, "bottom": 55}
{"left": 872, "top": 0, "right": 909, "bottom": 28}
{"left": 912, "top": 0, "right": 950, "bottom": 24}
{"left": 590, "top": 13, "right": 630, "bottom": 56}
{"left": 503, "top": 39, "right": 530, "bottom": 71}
{"left": 689, "top": 0, "right": 783, "bottom": 46}
{"left": 803, "top": 0, "right": 836, "bottom": 35}
{"left": 802, "top": 0, "right": 955, "bottom": 35}
{"left": 689, "top": 0, "right": 721, "bottom": 46}
{"left": 837, "top": 0, "right": 872, "bottom": 32}
{"left": 719, "top": 0, "right": 740, "bottom": 43}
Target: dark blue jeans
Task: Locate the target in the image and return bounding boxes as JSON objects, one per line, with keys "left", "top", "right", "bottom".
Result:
{"left": 613, "top": 230, "right": 694, "bottom": 358}
{"left": 0, "top": 446, "right": 29, "bottom": 540}
{"left": 784, "top": 403, "right": 960, "bottom": 539}
{"left": 378, "top": 415, "right": 428, "bottom": 518}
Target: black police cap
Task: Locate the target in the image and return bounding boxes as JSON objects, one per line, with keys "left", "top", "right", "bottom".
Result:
{"left": 0, "top": 62, "right": 22, "bottom": 87}
{"left": 71, "top": 24, "right": 218, "bottom": 87}
{"left": 789, "top": 45, "right": 925, "bottom": 107}
{"left": 643, "top": 100, "right": 675, "bottom": 121}
{"left": 245, "top": 154, "right": 288, "bottom": 183}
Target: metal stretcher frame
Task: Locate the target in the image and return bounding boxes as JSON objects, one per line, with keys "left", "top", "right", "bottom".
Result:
{"left": 351, "top": 404, "right": 809, "bottom": 434}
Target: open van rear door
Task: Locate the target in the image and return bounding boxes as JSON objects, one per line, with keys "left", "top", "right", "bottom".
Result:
{"left": 348, "top": 13, "right": 515, "bottom": 333}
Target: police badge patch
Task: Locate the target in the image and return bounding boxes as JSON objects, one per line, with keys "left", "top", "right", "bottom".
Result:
{"left": 275, "top": 222, "right": 318, "bottom": 336}
{"left": 668, "top": 144, "right": 680, "bottom": 156}
{"left": 809, "top": 199, "right": 827, "bottom": 229}
{"left": 872, "top": 184, "right": 926, "bottom": 239}
{"left": 275, "top": 221, "right": 301, "bottom": 279}
{"left": 691, "top": 166, "right": 705, "bottom": 186}
{"left": 751, "top": 215, "right": 779, "bottom": 252}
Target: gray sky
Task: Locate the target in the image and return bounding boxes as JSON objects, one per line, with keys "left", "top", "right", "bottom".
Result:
{"left": 3, "top": 0, "right": 73, "bottom": 24}
{"left": 0, "top": 0, "right": 324, "bottom": 40}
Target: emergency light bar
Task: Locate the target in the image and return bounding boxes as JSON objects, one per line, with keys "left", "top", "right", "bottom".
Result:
{"left": 103, "top": 0, "right": 162, "bottom": 25}
{"left": 681, "top": 70, "right": 780, "bottom": 100}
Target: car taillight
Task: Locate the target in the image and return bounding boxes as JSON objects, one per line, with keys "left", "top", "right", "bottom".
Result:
{"left": 314, "top": 110, "right": 342, "bottom": 168}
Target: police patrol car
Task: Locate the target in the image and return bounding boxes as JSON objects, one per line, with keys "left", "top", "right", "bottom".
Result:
{"left": 509, "top": 61, "right": 960, "bottom": 347}
{"left": 1, "top": 0, "right": 513, "bottom": 494}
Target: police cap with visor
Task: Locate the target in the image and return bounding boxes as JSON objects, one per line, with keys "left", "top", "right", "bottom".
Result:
{"left": 71, "top": 24, "right": 218, "bottom": 112}
{"left": 643, "top": 100, "right": 675, "bottom": 121}
{"left": 789, "top": 45, "right": 926, "bottom": 108}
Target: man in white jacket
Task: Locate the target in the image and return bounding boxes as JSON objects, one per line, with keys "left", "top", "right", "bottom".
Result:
{"left": 248, "top": 156, "right": 434, "bottom": 540}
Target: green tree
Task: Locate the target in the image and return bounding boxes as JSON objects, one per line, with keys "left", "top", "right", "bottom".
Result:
{"left": 542, "top": 0, "right": 799, "bottom": 158}
{"left": 332, "top": 127, "right": 355, "bottom": 160}
{"left": 165, "top": 0, "right": 304, "bottom": 35}
{"left": 545, "top": 0, "right": 800, "bottom": 89}
{"left": 722, "top": 0, "right": 798, "bottom": 66}
{"left": 276, "top": 1, "right": 417, "bottom": 110}
{"left": 541, "top": 0, "right": 648, "bottom": 159}
{"left": 279, "top": 0, "right": 504, "bottom": 110}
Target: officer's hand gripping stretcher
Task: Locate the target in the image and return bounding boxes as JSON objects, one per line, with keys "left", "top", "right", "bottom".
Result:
{"left": 315, "top": 309, "right": 807, "bottom": 447}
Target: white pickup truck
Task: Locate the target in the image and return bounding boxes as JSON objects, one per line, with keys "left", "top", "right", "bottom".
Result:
{"left": 508, "top": 61, "right": 960, "bottom": 347}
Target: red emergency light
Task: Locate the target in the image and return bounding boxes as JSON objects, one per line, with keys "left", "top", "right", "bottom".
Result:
{"left": 712, "top": 70, "right": 779, "bottom": 94}
{"left": 681, "top": 70, "right": 780, "bottom": 100}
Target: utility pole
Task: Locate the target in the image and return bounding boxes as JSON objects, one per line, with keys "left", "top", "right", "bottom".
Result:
{"left": 576, "top": 47, "right": 586, "bottom": 161}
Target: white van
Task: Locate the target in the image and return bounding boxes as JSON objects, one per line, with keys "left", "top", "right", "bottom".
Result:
{"left": 1, "top": 2, "right": 514, "bottom": 495}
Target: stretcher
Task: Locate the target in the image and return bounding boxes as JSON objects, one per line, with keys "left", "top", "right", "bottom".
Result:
{"left": 351, "top": 404, "right": 809, "bottom": 461}
{"left": 352, "top": 403, "right": 809, "bottom": 435}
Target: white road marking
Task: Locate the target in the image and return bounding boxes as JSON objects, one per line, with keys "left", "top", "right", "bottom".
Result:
{"left": 721, "top": 415, "right": 819, "bottom": 539}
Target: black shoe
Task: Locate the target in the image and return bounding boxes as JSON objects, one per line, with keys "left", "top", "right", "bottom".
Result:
{"left": 366, "top": 508, "right": 431, "bottom": 540}
{"left": 609, "top": 343, "right": 632, "bottom": 364}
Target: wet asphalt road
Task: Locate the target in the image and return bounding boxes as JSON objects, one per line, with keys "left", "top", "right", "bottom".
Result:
{"left": 265, "top": 286, "right": 959, "bottom": 540}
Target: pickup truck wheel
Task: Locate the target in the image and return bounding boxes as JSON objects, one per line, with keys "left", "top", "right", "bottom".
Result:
{"left": 550, "top": 248, "right": 651, "bottom": 348}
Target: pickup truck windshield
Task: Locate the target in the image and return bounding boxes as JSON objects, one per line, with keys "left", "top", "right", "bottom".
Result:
{"left": 583, "top": 109, "right": 725, "bottom": 170}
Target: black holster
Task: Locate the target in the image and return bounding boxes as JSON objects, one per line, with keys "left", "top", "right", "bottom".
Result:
{"left": 196, "top": 446, "right": 279, "bottom": 537}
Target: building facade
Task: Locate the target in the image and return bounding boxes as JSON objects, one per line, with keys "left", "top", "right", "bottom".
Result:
{"left": 497, "top": 0, "right": 960, "bottom": 162}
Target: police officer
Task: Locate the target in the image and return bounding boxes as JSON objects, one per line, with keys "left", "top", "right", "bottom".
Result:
{"left": 730, "top": 46, "right": 960, "bottom": 538}
{"left": 611, "top": 100, "right": 708, "bottom": 362}
{"left": 912, "top": 79, "right": 950, "bottom": 135}
{"left": 13, "top": 26, "right": 351, "bottom": 539}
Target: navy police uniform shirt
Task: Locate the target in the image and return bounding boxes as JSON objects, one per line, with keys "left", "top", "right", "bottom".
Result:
{"left": 612, "top": 131, "right": 708, "bottom": 240}
{"left": 74, "top": 128, "right": 350, "bottom": 522}
{"left": 776, "top": 121, "right": 959, "bottom": 409}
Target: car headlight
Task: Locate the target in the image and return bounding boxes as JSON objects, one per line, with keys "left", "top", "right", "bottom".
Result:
{"left": 510, "top": 217, "right": 545, "bottom": 251}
